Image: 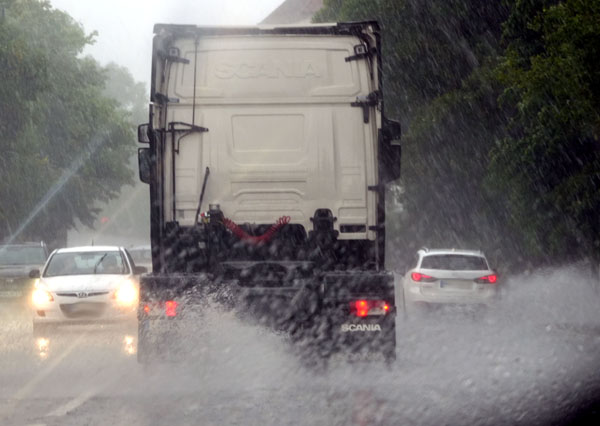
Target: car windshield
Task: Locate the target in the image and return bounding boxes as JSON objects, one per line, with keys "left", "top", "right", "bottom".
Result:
{"left": 44, "top": 251, "right": 129, "bottom": 276}
{"left": 0, "top": 246, "right": 46, "bottom": 266}
{"left": 421, "top": 254, "right": 488, "bottom": 271}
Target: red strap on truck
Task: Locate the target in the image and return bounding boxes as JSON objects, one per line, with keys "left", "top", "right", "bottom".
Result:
{"left": 222, "top": 216, "right": 291, "bottom": 245}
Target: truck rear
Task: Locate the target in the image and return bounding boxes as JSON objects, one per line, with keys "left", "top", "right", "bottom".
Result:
{"left": 137, "top": 21, "right": 402, "bottom": 363}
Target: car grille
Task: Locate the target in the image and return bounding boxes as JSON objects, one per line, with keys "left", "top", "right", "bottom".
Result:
{"left": 56, "top": 291, "right": 109, "bottom": 297}
{"left": 59, "top": 302, "right": 107, "bottom": 319}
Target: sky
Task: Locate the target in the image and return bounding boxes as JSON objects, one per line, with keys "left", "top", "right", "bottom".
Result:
{"left": 50, "top": 0, "right": 286, "bottom": 84}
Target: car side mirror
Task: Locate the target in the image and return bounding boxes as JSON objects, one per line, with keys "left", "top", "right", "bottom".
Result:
{"left": 29, "top": 269, "right": 41, "bottom": 278}
{"left": 138, "top": 123, "right": 150, "bottom": 143}
{"left": 138, "top": 148, "right": 152, "bottom": 184}
{"left": 134, "top": 266, "right": 148, "bottom": 275}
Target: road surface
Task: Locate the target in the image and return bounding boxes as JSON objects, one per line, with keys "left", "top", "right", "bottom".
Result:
{"left": 1, "top": 265, "right": 599, "bottom": 426}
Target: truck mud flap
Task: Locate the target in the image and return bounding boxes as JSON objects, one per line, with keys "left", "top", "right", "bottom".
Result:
{"left": 137, "top": 270, "right": 395, "bottom": 363}
{"left": 137, "top": 273, "right": 231, "bottom": 363}
{"left": 137, "top": 271, "right": 320, "bottom": 363}
{"left": 319, "top": 271, "right": 396, "bottom": 362}
{"left": 215, "top": 261, "right": 321, "bottom": 330}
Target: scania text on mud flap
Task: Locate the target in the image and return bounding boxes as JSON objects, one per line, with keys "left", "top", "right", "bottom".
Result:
{"left": 137, "top": 21, "right": 402, "bottom": 364}
{"left": 341, "top": 324, "right": 382, "bottom": 332}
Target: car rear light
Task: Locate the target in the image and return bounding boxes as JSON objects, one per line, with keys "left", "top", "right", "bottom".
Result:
{"left": 142, "top": 301, "right": 179, "bottom": 316}
{"left": 350, "top": 300, "right": 390, "bottom": 317}
{"left": 411, "top": 272, "right": 436, "bottom": 282}
{"left": 165, "top": 300, "right": 178, "bottom": 317}
{"left": 475, "top": 274, "right": 498, "bottom": 284}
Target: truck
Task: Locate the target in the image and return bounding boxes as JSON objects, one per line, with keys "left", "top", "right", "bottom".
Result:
{"left": 136, "top": 21, "right": 402, "bottom": 364}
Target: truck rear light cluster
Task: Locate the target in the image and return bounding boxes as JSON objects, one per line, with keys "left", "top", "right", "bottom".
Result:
{"left": 411, "top": 272, "right": 437, "bottom": 282}
{"left": 142, "top": 300, "right": 179, "bottom": 317}
{"left": 165, "top": 300, "right": 178, "bottom": 317}
{"left": 350, "top": 300, "right": 390, "bottom": 317}
{"left": 475, "top": 274, "right": 498, "bottom": 284}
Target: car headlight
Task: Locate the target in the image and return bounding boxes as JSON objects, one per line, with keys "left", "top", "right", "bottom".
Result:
{"left": 32, "top": 288, "right": 54, "bottom": 305}
{"left": 115, "top": 281, "right": 138, "bottom": 306}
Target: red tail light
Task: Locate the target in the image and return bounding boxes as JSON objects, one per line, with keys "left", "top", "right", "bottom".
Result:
{"left": 350, "top": 300, "right": 390, "bottom": 317}
{"left": 411, "top": 272, "right": 435, "bottom": 282}
{"left": 143, "top": 304, "right": 150, "bottom": 314}
{"left": 475, "top": 274, "right": 498, "bottom": 284}
{"left": 165, "top": 300, "right": 178, "bottom": 317}
{"left": 355, "top": 300, "right": 369, "bottom": 317}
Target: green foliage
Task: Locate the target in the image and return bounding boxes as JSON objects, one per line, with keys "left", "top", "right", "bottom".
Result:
{"left": 0, "top": 0, "right": 134, "bottom": 247}
{"left": 491, "top": 0, "right": 600, "bottom": 262}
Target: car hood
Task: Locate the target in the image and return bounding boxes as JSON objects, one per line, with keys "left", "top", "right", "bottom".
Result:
{"left": 40, "top": 274, "right": 131, "bottom": 293}
{"left": 0, "top": 264, "right": 44, "bottom": 278}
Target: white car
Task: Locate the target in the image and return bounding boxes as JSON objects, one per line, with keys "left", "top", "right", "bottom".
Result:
{"left": 30, "top": 246, "right": 146, "bottom": 334}
{"left": 402, "top": 248, "right": 499, "bottom": 314}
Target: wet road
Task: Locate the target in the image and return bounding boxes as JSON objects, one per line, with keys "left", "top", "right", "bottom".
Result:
{"left": 1, "top": 266, "right": 599, "bottom": 426}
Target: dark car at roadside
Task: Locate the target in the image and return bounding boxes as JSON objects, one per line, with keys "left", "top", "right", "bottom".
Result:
{"left": 0, "top": 242, "right": 49, "bottom": 304}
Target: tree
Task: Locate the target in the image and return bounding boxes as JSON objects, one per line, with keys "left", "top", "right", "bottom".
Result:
{"left": 490, "top": 0, "right": 600, "bottom": 263}
{"left": 0, "top": 0, "right": 134, "bottom": 248}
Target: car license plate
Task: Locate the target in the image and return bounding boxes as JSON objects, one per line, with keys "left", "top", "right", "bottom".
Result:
{"left": 0, "top": 290, "right": 22, "bottom": 298}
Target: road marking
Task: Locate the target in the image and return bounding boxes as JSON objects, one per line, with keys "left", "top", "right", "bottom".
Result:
{"left": 45, "top": 386, "right": 99, "bottom": 417}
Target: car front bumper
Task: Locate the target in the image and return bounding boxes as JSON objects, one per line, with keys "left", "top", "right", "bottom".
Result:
{"left": 32, "top": 294, "right": 136, "bottom": 324}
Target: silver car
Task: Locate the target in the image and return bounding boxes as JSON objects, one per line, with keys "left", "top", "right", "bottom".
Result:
{"left": 402, "top": 248, "right": 499, "bottom": 314}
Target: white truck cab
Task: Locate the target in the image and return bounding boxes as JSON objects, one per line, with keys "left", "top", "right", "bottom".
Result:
{"left": 137, "top": 22, "right": 401, "bottom": 364}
